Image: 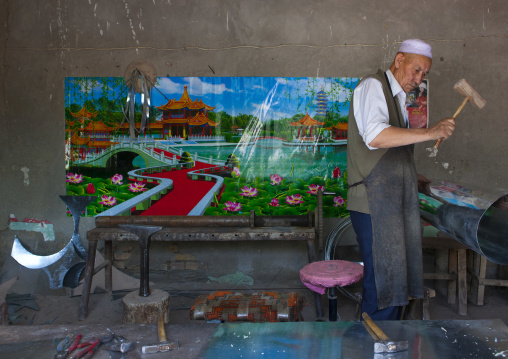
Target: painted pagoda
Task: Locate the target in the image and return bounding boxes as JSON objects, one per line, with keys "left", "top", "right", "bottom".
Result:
{"left": 316, "top": 88, "right": 328, "bottom": 117}
{"left": 66, "top": 105, "right": 101, "bottom": 159}
{"left": 156, "top": 86, "right": 220, "bottom": 139}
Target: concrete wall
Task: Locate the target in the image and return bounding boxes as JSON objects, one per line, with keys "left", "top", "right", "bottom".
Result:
{"left": 1, "top": 1, "right": 507, "bottom": 283}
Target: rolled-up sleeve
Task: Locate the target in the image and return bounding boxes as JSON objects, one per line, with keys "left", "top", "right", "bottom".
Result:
{"left": 353, "top": 78, "right": 391, "bottom": 150}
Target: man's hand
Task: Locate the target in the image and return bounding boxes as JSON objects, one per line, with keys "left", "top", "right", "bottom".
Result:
{"left": 428, "top": 117, "right": 455, "bottom": 141}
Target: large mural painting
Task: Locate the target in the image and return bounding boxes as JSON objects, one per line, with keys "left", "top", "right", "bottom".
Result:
{"left": 65, "top": 76, "right": 427, "bottom": 218}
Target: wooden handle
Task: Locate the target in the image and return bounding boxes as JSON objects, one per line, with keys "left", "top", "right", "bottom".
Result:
{"left": 362, "top": 312, "right": 389, "bottom": 341}
{"left": 434, "top": 96, "right": 470, "bottom": 149}
{"left": 157, "top": 315, "right": 167, "bottom": 342}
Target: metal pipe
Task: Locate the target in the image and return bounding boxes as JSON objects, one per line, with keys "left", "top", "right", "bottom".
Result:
{"left": 96, "top": 214, "right": 310, "bottom": 228}
{"left": 97, "top": 215, "right": 251, "bottom": 228}
{"left": 418, "top": 178, "right": 508, "bottom": 265}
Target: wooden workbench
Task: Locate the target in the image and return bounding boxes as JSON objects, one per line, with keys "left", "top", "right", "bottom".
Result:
{"left": 78, "top": 213, "right": 321, "bottom": 320}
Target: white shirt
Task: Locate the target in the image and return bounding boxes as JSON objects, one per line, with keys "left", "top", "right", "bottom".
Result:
{"left": 352, "top": 70, "right": 408, "bottom": 150}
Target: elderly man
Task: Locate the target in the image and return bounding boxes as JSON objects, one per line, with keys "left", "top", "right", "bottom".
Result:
{"left": 346, "top": 39, "right": 455, "bottom": 320}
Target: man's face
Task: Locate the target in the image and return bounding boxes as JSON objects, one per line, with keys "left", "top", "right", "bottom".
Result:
{"left": 393, "top": 53, "right": 432, "bottom": 94}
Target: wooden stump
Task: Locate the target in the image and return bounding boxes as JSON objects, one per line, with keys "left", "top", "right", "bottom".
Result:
{"left": 122, "top": 289, "right": 170, "bottom": 324}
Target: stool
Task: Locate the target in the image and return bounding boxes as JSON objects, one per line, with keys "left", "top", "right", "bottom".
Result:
{"left": 299, "top": 260, "right": 363, "bottom": 321}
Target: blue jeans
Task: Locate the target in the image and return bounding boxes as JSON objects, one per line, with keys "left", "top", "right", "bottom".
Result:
{"left": 349, "top": 210, "right": 402, "bottom": 321}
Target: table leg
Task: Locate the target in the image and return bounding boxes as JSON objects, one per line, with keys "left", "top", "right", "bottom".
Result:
{"left": 78, "top": 240, "right": 97, "bottom": 321}
{"left": 105, "top": 241, "right": 112, "bottom": 296}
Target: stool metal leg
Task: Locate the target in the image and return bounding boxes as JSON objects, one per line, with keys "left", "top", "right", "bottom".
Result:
{"left": 328, "top": 287, "right": 338, "bottom": 321}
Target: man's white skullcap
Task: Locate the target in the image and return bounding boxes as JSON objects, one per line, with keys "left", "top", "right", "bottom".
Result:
{"left": 398, "top": 39, "right": 432, "bottom": 59}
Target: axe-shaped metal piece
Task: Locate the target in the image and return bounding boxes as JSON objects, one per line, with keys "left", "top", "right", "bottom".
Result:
{"left": 118, "top": 224, "right": 162, "bottom": 297}
{"left": 362, "top": 313, "right": 408, "bottom": 354}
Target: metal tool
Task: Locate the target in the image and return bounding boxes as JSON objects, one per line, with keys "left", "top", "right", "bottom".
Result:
{"left": 141, "top": 315, "right": 179, "bottom": 354}
{"left": 434, "top": 78, "right": 486, "bottom": 148}
{"left": 102, "top": 328, "right": 135, "bottom": 353}
{"left": 362, "top": 313, "right": 408, "bottom": 354}
{"left": 12, "top": 237, "right": 84, "bottom": 289}
{"left": 60, "top": 195, "right": 97, "bottom": 259}
{"left": 118, "top": 224, "right": 162, "bottom": 297}
{"left": 11, "top": 196, "right": 96, "bottom": 289}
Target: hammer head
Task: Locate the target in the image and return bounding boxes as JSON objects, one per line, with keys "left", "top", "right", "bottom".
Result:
{"left": 453, "top": 79, "right": 486, "bottom": 109}
{"left": 374, "top": 340, "right": 408, "bottom": 353}
{"left": 142, "top": 339, "right": 180, "bottom": 354}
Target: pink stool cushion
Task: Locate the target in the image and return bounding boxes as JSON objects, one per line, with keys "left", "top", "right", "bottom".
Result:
{"left": 299, "top": 260, "right": 364, "bottom": 295}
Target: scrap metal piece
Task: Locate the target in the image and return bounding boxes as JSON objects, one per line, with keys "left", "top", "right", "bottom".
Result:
{"left": 9, "top": 196, "right": 96, "bottom": 289}
{"left": 418, "top": 179, "right": 508, "bottom": 265}
{"left": 60, "top": 195, "right": 97, "bottom": 260}
{"left": 11, "top": 237, "right": 84, "bottom": 289}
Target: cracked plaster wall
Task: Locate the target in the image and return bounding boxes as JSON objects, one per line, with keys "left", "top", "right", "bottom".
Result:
{"left": 1, "top": 0, "right": 507, "bottom": 277}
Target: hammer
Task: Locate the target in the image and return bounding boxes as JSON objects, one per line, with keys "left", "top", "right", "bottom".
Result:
{"left": 141, "top": 315, "right": 180, "bottom": 354}
{"left": 434, "top": 78, "right": 486, "bottom": 148}
{"left": 362, "top": 313, "right": 408, "bottom": 354}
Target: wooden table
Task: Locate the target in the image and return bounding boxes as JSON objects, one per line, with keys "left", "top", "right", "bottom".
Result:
{"left": 79, "top": 221, "right": 320, "bottom": 320}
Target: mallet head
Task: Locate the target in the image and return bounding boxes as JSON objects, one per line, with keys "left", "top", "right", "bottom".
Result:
{"left": 453, "top": 79, "right": 486, "bottom": 109}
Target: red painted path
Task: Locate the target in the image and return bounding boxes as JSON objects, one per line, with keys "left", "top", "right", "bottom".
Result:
{"left": 139, "top": 149, "right": 218, "bottom": 216}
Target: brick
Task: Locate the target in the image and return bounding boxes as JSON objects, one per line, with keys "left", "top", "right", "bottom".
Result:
{"left": 166, "top": 261, "right": 185, "bottom": 270}
{"left": 167, "top": 245, "right": 179, "bottom": 253}
{"left": 113, "top": 260, "right": 127, "bottom": 269}
{"left": 185, "top": 261, "right": 199, "bottom": 270}
{"left": 114, "top": 252, "right": 131, "bottom": 260}
{"left": 174, "top": 253, "right": 195, "bottom": 261}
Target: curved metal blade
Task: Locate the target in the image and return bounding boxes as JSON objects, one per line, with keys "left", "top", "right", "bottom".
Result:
{"left": 11, "top": 237, "right": 85, "bottom": 289}
{"left": 11, "top": 236, "right": 67, "bottom": 269}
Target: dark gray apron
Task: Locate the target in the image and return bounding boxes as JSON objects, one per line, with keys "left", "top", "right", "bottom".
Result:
{"left": 363, "top": 145, "right": 424, "bottom": 309}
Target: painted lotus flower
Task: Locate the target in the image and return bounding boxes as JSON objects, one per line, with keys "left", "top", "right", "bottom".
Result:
{"left": 286, "top": 194, "right": 304, "bottom": 205}
{"left": 232, "top": 167, "right": 241, "bottom": 177}
{"left": 333, "top": 196, "right": 345, "bottom": 207}
{"left": 66, "top": 173, "right": 83, "bottom": 184}
{"left": 86, "top": 182, "right": 96, "bottom": 194}
{"left": 111, "top": 174, "right": 123, "bottom": 185}
{"left": 128, "top": 182, "right": 147, "bottom": 192}
{"left": 306, "top": 184, "right": 325, "bottom": 195}
{"left": 239, "top": 186, "right": 258, "bottom": 197}
{"left": 269, "top": 198, "right": 280, "bottom": 207}
{"left": 332, "top": 167, "right": 342, "bottom": 178}
{"left": 223, "top": 201, "right": 242, "bottom": 212}
{"left": 99, "top": 195, "right": 117, "bottom": 206}
{"left": 270, "top": 174, "right": 283, "bottom": 185}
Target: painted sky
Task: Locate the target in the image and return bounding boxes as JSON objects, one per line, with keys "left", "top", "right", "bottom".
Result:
{"left": 66, "top": 76, "right": 360, "bottom": 121}
{"left": 153, "top": 77, "right": 359, "bottom": 121}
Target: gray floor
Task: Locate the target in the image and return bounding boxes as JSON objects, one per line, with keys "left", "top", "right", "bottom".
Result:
{"left": 2, "top": 259, "right": 508, "bottom": 359}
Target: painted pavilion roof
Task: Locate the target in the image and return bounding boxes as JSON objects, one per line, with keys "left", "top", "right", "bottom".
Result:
{"left": 82, "top": 120, "right": 116, "bottom": 132}
{"left": 70, "top": 106, "right": 98, "bottom": 119}
{"left": 188, "top": 113, "right": 220, "bottom": 127}
{"left": 289, "top": 113, "right": 325, "bottom": 126}
{"left": 156, "top": 86, "right": 216, "bottom": 111}
{"left": 70, "top": 133, "right": 89, "bottom": 146}
{"left": 332, "top": 122, "right": 348, "bottom": 130}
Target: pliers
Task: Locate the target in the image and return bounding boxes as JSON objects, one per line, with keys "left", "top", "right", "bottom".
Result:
{"left": 55, "top": 334, "right": 100, "bottom": 359}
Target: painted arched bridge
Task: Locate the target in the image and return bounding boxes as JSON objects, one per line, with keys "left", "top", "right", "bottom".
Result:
{"left": 73, "top": 141, "right": 225, "bottom": 168}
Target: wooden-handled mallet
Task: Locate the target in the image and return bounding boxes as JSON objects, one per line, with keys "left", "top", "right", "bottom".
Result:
{"left": 434, "top": 78, "right": 486, "bottom": 148}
